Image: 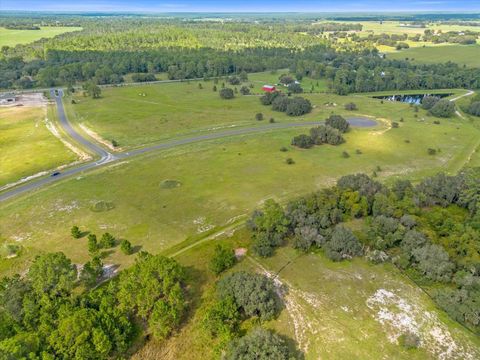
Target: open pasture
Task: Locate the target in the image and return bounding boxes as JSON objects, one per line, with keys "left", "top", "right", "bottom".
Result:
{"left": 66, "top": 72, "right": 328, "bottom": 149}
{"left": 387, "top": 44, "right": 480, "bottom": 68}
{"left": 0, "top": 26, "right": 82, "bottom": 47}
{"left": 1, "top": 95, "right": 478, "bottom": 275}
{"left": 0, "top": 104, "right": 77, "bottom": 187}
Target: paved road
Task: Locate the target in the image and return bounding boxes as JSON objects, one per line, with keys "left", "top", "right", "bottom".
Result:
{"left": 2, "top": 90, "right": 348, "bottom": 202}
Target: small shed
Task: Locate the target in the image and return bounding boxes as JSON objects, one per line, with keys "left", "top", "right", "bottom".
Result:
{"left": 262, "top": 85, "right": 276, "bottom": 93}
{"left": 0, "top": 93, "right": 16, "bottom": 105}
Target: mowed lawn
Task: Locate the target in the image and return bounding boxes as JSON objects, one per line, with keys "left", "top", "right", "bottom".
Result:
{"left": 1, "top": 97, "right": 478, "bottom": 275}
{"left": 0, "top": 106, "right": 77, "bottom": 186}
{"left": 0, "top": 26, "right": 82, "bottom": 47}
{"left": 387, "top": 45, "right": 480, "bottom": 68}
{"left": 66, "top": 73, "right": 328, "bottom": 149}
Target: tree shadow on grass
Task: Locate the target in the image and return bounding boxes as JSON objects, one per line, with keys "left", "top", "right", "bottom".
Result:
{"left": 100, "top": 250, "right": 115, "bottom": 259}
{"left": 131, "top": 245, "right": 143, "bottom": 254}
{"left": 79, "top": 230, "right": 90, "bottom": 238}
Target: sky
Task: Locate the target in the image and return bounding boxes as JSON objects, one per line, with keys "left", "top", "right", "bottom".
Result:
{"left": 1, "top": 0, "right": 479, "bottom": 13}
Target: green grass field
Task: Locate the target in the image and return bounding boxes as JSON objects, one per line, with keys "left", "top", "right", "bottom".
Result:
{"left": 358, "top": 21, "right": 480, "bottom": 37}
{"left": 387, "top": 45, "right": 480, "bottom": 68}
{"left": 0, "top": 105, "right": 77, "bottom": 187}
{"left": 66, "top": 72, "right": 328, "bottom": 149}
{"left": 1, "top": 91, "right": 478, "bottom": 275}
{"left": 131, "top": 230, "right": 480, "bottom": 360}
{"left": 0, "top": 26, "right": 82, "bottom": 47}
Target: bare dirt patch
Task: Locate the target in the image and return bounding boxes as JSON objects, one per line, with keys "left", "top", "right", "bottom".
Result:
{"left": 79, "top": 123, "right": 124, "bottom": 152}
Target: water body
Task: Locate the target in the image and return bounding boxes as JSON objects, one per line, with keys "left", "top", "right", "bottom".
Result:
{"left": 346, "top": 117, "right": 377, "bottom": 127}
{"left": 372, "top": 93, "right": 452, "bottom": 105}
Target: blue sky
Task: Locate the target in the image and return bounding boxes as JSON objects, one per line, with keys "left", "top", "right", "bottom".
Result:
{"left": 1, "top": 0, "right": 479, "bottom": 12}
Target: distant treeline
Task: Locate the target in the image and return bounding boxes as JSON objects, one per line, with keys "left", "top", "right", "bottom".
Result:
{"left": 4, "top": 24, "right": 40, "bottom": 30}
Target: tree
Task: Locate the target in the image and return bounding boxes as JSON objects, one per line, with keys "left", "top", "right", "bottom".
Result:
{"left": 310, "top": 125, "right": 344, "bottom": 145}
{"left": 325, "top": 114, "right": 350, "bottom": 133}
{"left": 100, "top": 233, "right": 115, "bottom": 249}
{"left": 412, "top": 244, "right": 455, "bottom": 282}
{"left": 467, "top": 101, "right": 480, "bottom": 117}
{"left": 217, "top": 272, "right": 281, "bottom": 321}
{"left": 210, "top": 244, "right": 236, "bottom": 275}
{"left": 421, "top": 95, "right": 440, "bottom": 110}
{"left": 27, "top": 252, "right": 77, "bottom": 296}
{"left": 324, "top": 225, "right": 362, "bottom": 261}
{"left": 120, "top": 239, "right": 132, "bottom": 255}
{"left": 271, "top": 96, "right": 289, "bottom": 112}
{"left": 228, "top": 76, "right": 240, "bottom": 85}
{"left": 291, "top": 134, "right": 313, "bottom": 149}
{"left": 285, "top": 97, "right": 312, "bottom": 116}
{"left": 279, "top": 74, "right": 295, "bottom": 85}
{"left": 225, "top": 328, "right": 297, "bottom": 360}
{"left": 88, "top": 234, "right": 98, "bottom": 254}
{"left": 260, "top": 91, "right": 281, "bottom": 105}
{"left": 117, "top": 254, "right": 186, "bottom": 339}
{"left": 84, "top": 82, "right": 101, "bottom": 99}
{"left": 344, "top": 102, "right": 357, "bottom": 111}
{"left": 81, "top": 256, "right": 104, "bottom": 288}
{"left": 202, "top": 296, "right": 240, "bottom": 340}
{"left": 239, "top": 70, "right": 248, "bottom": 82}
{"left": 287, "top": 83, "right": 303, "bottom": 94}
{"left": 71, "top": 225, "right": 82, "bottom": 239}
{"left": 220, "top": 88, "right": 234, "bottom": 99}
{"left": 293, "top": 226, "right": 325, "bottom": 252}
{"left": 430, "top": 99, "right": 455, "bottom": 118}
{"left": 240, "top": 86, "right": 250, "bottom": 95}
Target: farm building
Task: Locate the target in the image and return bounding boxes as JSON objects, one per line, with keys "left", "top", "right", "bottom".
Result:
{"left": 0, "top": 93, "right": 16, "bottom": 105}
{"left": 262, "top": 85, "right": 276, "bottom": 93}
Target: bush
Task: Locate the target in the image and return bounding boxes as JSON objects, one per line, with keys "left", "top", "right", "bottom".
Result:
{"left": 325, "top": 114, "right": 350, "bottom": 133}
{"left": 217, "top": 272, "right": 281, "bottom": 321}
{"left": 293, "top": 226, "right": 325, "bottom": 252}
{"left": 100, "top": 233, "right": 115, "bottom": 249}
{"left": 324, "top": 225, "right": 363, "bottom": 261}
{"left": 280, "top": 146, "right": 288, "bottom": 152}
{"left": 421, "top": 95, "right": 440, "bottom": 110}
{"left": 310, "top": 125, "right": 344, "bottom": 145}
{"left": 120, "top": 239, "right": 132, "bottom": 255}
{"left": 71, "top": 226, "right": 81, "bottom": 239}
{"left": 131, "top": 73, "right": 156, "bottom": 82}
{"left": 269, "top": 117, "right": 275, "bottom": 123}
{"left": 240, "top": 86, "right": 250, "bottom": 95}
{"left": 430, "top": 99, "right": 455, "bottom": 118}
{"left": 260, "top": 91, "right": 281, "bottom": 105}
{"left": 228, "top": 76, "right": 240, "bottom": 85}
{"left": 291, "top": 134, "right": 313, "bottom": 149}
{"left": 220, "top": 88, "right": 234, "bottom": 99}
{"left": 427, "top": 148, "right": 437, "bottom": 155}
{"left": 210, "top": 244, "right": 236, "bottom": 275}
{"left": 467, "top": 101, "right": 480, "bottom": 116}
{"left": 285, "top": 97, "right": 312, "bottom": 116}
{"left": 342, "top": 151, "right": 350, "bottom": 158}
{"left": 255, "top": 113, "right": 264, "bottom": 121}
{"left": 287, "top": 83, "right": 303, "bottom": 94}
{"left": 345, "top": 102, "right": 357, "bottom": 111}
{"left": 286, "top": 158, "right": 295, "bottom": 165}
{"left": 391, "top": 121, "right": 399, "bottom": 128}
{"left": 271, "top": 95, "right": 289, "bottom": 112}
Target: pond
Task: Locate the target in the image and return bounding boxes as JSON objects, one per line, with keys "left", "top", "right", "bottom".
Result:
{"left": 372, "top": 93, "right": 452, "bottom": 105}
{"left": 346, "top": 117, "right": 378, "bottom": 127}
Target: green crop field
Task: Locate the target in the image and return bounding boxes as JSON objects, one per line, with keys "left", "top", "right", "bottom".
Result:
{"left": 1, "top": 91, "right": 478, "bottom": 275}
{"left": 0, "top": 105, "right": 77, "bottom": 187}
{"left": 358, "top": 21, "right": 480, "bottom": 36}
{"left": 132, "top": 230, "right": 480, "bottom": 360}
{"left": 0, "top": 26, "right": 82, "bottom": 47}
{"left": 66, "top": 72, "right": 328, "bottom": 149}
{"left": 387, "top": 45, "right": 480, "bottom": 67}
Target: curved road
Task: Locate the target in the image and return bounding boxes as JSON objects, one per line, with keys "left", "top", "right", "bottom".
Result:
{"left": 1, "top": 90, "right": 350, "bottom": 203}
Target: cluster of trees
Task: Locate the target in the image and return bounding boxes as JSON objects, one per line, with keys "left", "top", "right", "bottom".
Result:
{"left": 423, "top": 29, "right": 480, "bottom": 45}
{"left": 131, "top": 73, "right": 156, "bottom": 82}
{"left": 291, "top": 115, "right": 349, "bottom": 149}
{"left": 0, "top": 252, "right": 187, "bottom": 358}
{"left": 260, "top": 91, "right": 312, "bottom": 116}
{"left": 421, "top": 96, "right": 456, "bottom": 117}
{"left": 202, "top": 270, "right": 300, "bottom": 358}
{"left": 463, "top": 93, "right": 480, "bottom": 117}
{"left": 247, "top": 168, "right": 480, "bottom": 333}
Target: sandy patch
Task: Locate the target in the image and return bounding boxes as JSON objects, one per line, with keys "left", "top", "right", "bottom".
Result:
{"left": 79, "top": 123, "right": 123, "bottom": 152}
{"left": 46, "top": 118, "right": 91, "bottom": 161}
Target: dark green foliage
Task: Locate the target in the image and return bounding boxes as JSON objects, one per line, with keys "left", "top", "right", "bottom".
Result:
{"left": 120, "top": 239, "right": 132, "bottom": 255}
{"left": 467, "top": 101, "right": 480, "bottom": 116}
{"left": 80, "top": 256, "right": 104, "bottom": 288}
{"left": 291, "top": 134, "right": 313, "bottom": 149}
{"left": 240, "top": 85, "right": 250, "bottom": 95}
{"left": 325, "top": 115, "right": 350, "bottom": 133}
{"left": 345, "top": 102, "right": 357, "bottom": 111}
{"left": 285, "top": 97, "right": 312, "bottom": 116}
{"left": 271, "top": 95, "right": 289, "bottom": 112}
{"left": 324, "top": 225, "right": 363, "bottom": 261}
{"left": 220, "top": 88, "right": 234, "bottom": 99}
{"left": 391, "top": 121, "right": 399, "bottom": 128}
{"left": 88, "top": 234, "right": 98, "bottom": 254}
{"left": 28, "top": 252, "right": 77, "bottom": 296}
{"left": 293, "top": 226, "right": 325, "bottom": 252}
{"left": 310, "top": 125, "right": 344, "bottom": 145}
{"left": 84, "top": 81, "right": 101, "bottom": 98}
{"left": 260, "top": 91, "right": 281, "bottom": 106}
{"left": 228, "top": 76, "right": 241, "bottom": 85}
{"left": 287, "top": 83, "right": 303, "bottom": 94}
{"left": 421, "top": 95, "right": 440, "bottom": 110}
{"left": 117, "top": 254, "right": 186, "bottom": 339}
{"left": 337, "top": 173, "right": 384, "bottom": 201}
{"left": 249, "top": 200, "right": 291, "bottom": 257}
{"left": 285, "top": 158, "right": 295, "bottom": 165}
{"left": 430, "top": 99, "right": 455, "bottom": 117}
{"left": 131, "top": 73, "right": 156, "bottom": 82}
{"left": 100, "top": 232, "right": 115, "bottom": 248}
{"left": 210, "top": 244, "right": 237, "bottom": 275}
{"left": 412, "top": 244, "right": 455, "bottom": 282}
{"left": 279, "top": 74, "right": 295, "bottom": 85}
{"left": 342, "top": 151, "right": 350, "bottom": 158}
{"left": 217, "top": 272, "right": 281, "bottom": 321}
{"left": 255, "top": 113, "right": 264, "bottom": 121}
{"left": 202, "top": 295, "right": 240, "bottom": 341}
{"left": 71, "top": 225, "right": 81, "bottom": 239}
{"left": 416, "top": 172, "right": 465, "bottom": 207}
{"left": 279, "top": 146, "right": 288, "bottom": 152}
{"left": 225, "top": 327, "right": 297, "bottom": 360}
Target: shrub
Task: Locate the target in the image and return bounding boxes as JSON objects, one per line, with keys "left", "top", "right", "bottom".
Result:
{"left": 287, "top": 83, "right": 303, "bottom": 94}
{"left": 391, "top": 121, "right": 399, "bottom": 128}
{"left": 100, "top": 233, "right": 115, "bottom": 248}
{"left": 240, "top": 86, "right": 250, "bottom": 95}
{"left": 310, "top": 125, "right": 344, "bottom": 145}
{"left": 291, "top": 134, "right": 313, "bottom": 149}
{"left": 220, "top": 88, "right": 234, "bottom": 99}
{"left": 228, "top": 76, "right": 240, "bottom": 85}
{"left": 271, "top": 95, "right": 289, "bottom": 112}
{"left": 427, "top": 148, "right": 437, "bottom": 155}
{"left": 120, "top": 239, "right": 132, "bottom": 255}
{"left": 342, "top": 151, "right": 350, "bottom": 158}
{"left": 269, "top": 117, "right": 275, "bottom": 123}
{"left": 325, "top": 114, "right": 350, "bottom": 133}
{"left": 210, "top": 244, "right": 236, "bottom": 275}
{"left": 286, "top": 158, "right": 295, "bottom": 165}
{"left": 324, "top": 225, "right": 362, "bottom": 261}
{"left": 421, "top": 95, "right": 440, "bottom": 110}
{"left": 71, "top": 226, "right": 81, "bottom": 239}
{"left": 467, "top": 101, "right": 480, "bottom": 116}
{"left": 260, "top": 91, "right": 281, "bottom": 105}
{"left": 430, "top": 99, "right": 455, "bottom": 118}
{"left": 280, "top": 146, "right": 288, "bottom": 152}
{"left": 293, "top": 226, "right": 325, "bottom": 252}
{"left": 285, "top": 97, "right": 312, "bottom": 116}
{"left": 255, "top": 113, "right": 264, "bottom": 121}
{"left": 345, "top": 102, "right": 357, "bottom": 111}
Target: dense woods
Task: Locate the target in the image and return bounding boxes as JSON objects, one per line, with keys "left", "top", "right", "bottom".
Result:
{"left": 248, "top": 168, "right": 480, "bottom": 333}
